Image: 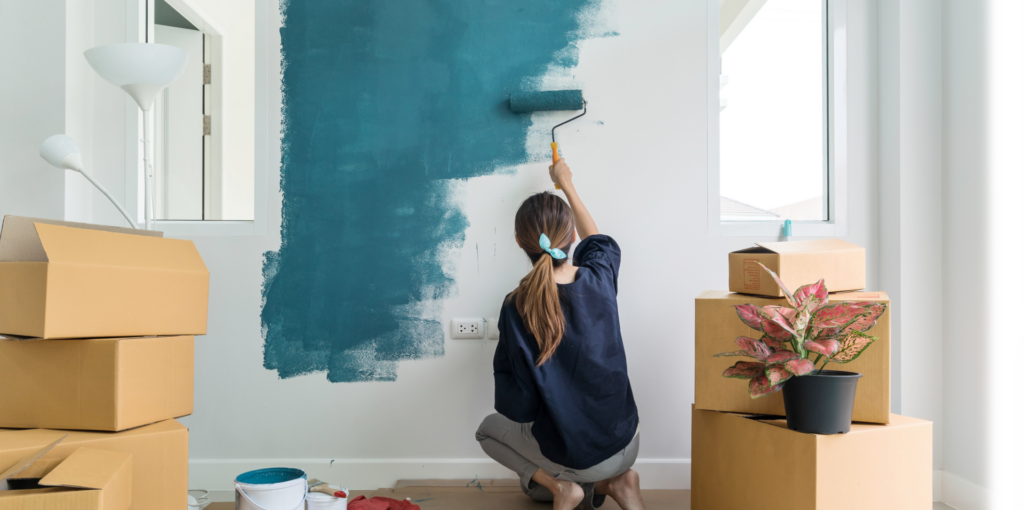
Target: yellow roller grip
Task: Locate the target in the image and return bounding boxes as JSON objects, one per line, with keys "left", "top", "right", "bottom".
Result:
{"left": 551, "top": 142, "right": 561, "bottom": 190}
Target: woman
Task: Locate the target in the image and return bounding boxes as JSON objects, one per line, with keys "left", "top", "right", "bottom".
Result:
{"left": 476, "top": 160, "right": 644, "bottom": 510}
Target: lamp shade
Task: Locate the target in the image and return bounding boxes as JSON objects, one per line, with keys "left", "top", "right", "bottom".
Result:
{"left": 84, "top": 43, "right": 189, "bottom": 110}
{"left": 40, "top": 134, "right": 83, "bottom": 172}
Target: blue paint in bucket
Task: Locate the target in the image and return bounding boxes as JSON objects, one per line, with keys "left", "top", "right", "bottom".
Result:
{"left": 235, "top": 468, "right": 306, "bottom": 485}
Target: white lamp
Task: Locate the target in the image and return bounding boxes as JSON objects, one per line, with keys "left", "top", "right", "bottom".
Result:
{"left": 84, "top": 43, "right": 188, "bottom": 230}
{"left": 40, "top": 134, "right": 138, "bottom": 229}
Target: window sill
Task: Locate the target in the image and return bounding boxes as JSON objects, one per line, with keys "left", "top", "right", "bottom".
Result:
{"left": 712, "top": 221, "right": 845, "bottom": 238}
{"left": 153, "top": 220, "right": 259, "bottom": 237}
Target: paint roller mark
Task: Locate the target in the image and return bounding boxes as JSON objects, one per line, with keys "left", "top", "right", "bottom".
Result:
{"left": 263, "top": 0, "right": 615, "bottom": 382}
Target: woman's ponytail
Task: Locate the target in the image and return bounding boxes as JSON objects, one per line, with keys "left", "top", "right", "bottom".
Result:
{"left": 508, "top": 192, "right": 575, "bottom": 366}
{"left": 515, "top": 252, "right": 564, "bottom": 366}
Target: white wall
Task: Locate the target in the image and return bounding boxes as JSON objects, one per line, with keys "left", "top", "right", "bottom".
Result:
{"left": 877, "top": 0, "right": 944, "bottom": 475}
{"left": 17, "top": 0, "right": 884, "bottom": 496}
{"left": 0, "top": 0, "right": 67, "bottom": 221}
{"left": 183, "top": 0, "right": 884, "bottom": 494}
{"left": 942, "top": 1, "right": 1024, "bottom": 508}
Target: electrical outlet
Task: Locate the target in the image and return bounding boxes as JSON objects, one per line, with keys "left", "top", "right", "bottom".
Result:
{"left": 450, "top": 318, "right": 485, "bottom": 339}
{"left": 487, "top": 318, "right": 500, "bottom": 339}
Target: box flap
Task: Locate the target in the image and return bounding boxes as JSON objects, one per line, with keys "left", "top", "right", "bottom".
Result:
{"left": 8, "top": 458, "right": 63, "bottom": 480}
{"left": 755, "top": 238, "right": 862, "bottom": 255}
{"left": 38, "top": 448, "right": 132, "bottom": 491}
{"left": 30, "top": 223, "right": 206, "bottom": 272}
{"left": 0, "top": 435, "right": 67, "bottom": 483}
{"left": 0, "top": 216, "right": 161, "bottom": 263}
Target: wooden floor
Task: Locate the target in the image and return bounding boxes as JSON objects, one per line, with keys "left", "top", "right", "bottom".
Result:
{"left": 211, "top": 480, "right": 956, "bottom": 509}
{"left": 210, "top": 479, "right": 689, "bottom": 509}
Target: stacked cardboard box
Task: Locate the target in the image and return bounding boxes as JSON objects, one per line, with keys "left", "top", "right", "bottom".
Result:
{"left": 692, "top": 240, "right": 931, "bottom": 509}
{"left": 0, "top": 216, "right": 208, "bottom": 510}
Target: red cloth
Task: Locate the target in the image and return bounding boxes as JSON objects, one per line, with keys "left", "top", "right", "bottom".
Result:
{"left": 347, "top": 495, "right": 421, "bottom": 510}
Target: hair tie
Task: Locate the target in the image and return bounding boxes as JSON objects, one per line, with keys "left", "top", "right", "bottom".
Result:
{"left": 538, "top": 233, "right": 567, "bottom": 260}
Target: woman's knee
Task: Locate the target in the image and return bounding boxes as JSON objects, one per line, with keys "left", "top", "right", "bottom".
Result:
{"left": 475, "top": 413, "right": 509, "bottom": 442}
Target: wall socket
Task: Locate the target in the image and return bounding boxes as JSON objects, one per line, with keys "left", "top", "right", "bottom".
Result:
{"left": 450, "top": 318, "right": 485, "bottom": 339}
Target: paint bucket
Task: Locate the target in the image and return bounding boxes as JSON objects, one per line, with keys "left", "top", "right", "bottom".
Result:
{"left": 235, "top": 468, "right": 307, "bottom": 510}
{"left": 305, "top": 487, "right": 348, "bottom": 510}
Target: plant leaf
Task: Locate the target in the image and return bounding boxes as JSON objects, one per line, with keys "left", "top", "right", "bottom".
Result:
{"left": 733, "top": 304, "right": 764, "bottom": 331}
{"left": 760, "top": 334, "right": 788, "bottom": 351}
{"left": 713, "top": 350, "right": 755, "bottom": 358}
{"left": 723, "top": 361, "right": 767, "bottom": 379}
{"left": 714, "top": 337, "right": 771, "bottom": 360}
{"left": 840, "top": 302, "right": 888, "bottom": 334}
{"left": 759, "top": 307, "right": 797, "bottom": 337}
{"left": 749, "top": 375, "right": 783, "bottom": 399}
{"left": 829, "top": 330, "right": 877, "bottom": 363}
{"left": 761, "top": 320, "right": 795, "bottom": 346}
{"left": 794, "top": 279, "right": 828, "bottom": 311}
{"left": 766, "top": 365, "right": 794, "bottom": 385}
{"left": 809, "top": 302, "right": 871, "bottom": 339}
{"left": 785, "top": 358, "right": 815, "bottom": 376}
{"left": 804, "top": 339, "right": 840, "bottom": 357}
{"left": 735, "top": 336, "right": 771, "bottom": 361}
{"left": 757, "top": 263, "right": 796, "bottom": 307}
{"left": 766, "top": 350, "right": 800, "bottom": 365}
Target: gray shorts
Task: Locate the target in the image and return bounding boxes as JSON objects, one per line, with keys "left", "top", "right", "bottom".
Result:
{"left": 475, "top": 413, "right": 639, "bottom": 503}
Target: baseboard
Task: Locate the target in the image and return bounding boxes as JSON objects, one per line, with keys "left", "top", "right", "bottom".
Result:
{"left": 191, "top": 458, "right": 691, "bottom": 502}
{"left": 940, "top": 470, "right": 989, "bottom": 510}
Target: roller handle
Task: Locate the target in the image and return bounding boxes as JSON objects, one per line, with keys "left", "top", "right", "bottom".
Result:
{"left": 551, "top": 142, "right": 561, "bottom": 190}
{"left": 309, "top": 485, "right": 348, "bottom": 498}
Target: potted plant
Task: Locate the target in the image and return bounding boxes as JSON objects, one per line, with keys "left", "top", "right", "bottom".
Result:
{"left": 713, "top": 263, "right": 887, "bottom": 434}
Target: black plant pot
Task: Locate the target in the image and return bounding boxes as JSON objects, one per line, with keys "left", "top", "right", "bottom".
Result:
{"left": 782, "top": 370, "right": 862, "bottom": 434}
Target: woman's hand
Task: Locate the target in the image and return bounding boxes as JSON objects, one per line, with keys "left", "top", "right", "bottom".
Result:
{"left": 549, "top": 159, "right": 573, "bottom": 189}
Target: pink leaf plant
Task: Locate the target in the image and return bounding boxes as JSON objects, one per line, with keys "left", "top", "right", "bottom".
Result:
{"left": 713, "top": 263, "right": 887, "bottom": 399}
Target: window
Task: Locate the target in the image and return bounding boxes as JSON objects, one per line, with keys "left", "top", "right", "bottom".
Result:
{"left": 124, "top": 0, "right": 262, "bottom": 236}
{"left": 708, "top": 0, "right": 847, "bottom": 236}
{"left": 153, "top": 1, "right": 207, "bottom": 220}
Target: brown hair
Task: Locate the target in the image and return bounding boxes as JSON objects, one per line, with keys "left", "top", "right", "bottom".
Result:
{"left": 509, "top": 192, "right": 576, "bottom": 366}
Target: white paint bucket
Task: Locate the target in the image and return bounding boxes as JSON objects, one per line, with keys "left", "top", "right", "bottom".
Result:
{"left": 235, "top": 468, "right": 307, "bottom": 510}
{"left": 305, "top": 487, "right": 348, "bottom": 510}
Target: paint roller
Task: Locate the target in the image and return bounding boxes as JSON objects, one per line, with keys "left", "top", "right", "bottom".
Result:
{"left": 509, "top": 90, "right": 587, "bottom": 190}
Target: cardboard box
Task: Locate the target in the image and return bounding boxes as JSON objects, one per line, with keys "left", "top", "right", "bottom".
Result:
{"left": 695, "top": 290, "right": 890, "bottom": 423}
{"left": 0, "top": 419, "right": 188, "bottom": 510}
{"left": 0, "top": 336, "right": 194, "bottom": 431}
{"left": 692, "top": 408, "right": 932, "bottom": 510}
{"left": 0, "top": 443, "right": 132, "bottom": 510}
{"left": 0, "top": 216, "right": 209, "bottom": 339}
{"left": 729, "top": 239, "right": 866, "bottom": 297}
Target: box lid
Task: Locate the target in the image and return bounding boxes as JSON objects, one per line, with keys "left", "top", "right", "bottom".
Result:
{"left": 0, "top": 216, "right": 161, "bottom": 263}
{"left": 1, "top": 444, "right": 132, "bottom": 510}
{"left": 38, "top": 448, "right": 132, "bottom": 492}
{"left": 757, "top": 413, "right": 929, "bottom": 434}
{"left": 0, "top": 217, "right": 206, "bottom": 274}
{"left": 0, "top": 435, "right": 67, "bottom": 483}
{"left": 744, "top": 239, "right": 863, "bottom": 255}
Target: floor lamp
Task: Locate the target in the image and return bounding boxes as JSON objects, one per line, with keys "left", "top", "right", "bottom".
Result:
{"left": 40, "top": 135, "right": 138, "bottom": 229}
{"left": 84, "top": 43, "right": 188, "bottom": 230}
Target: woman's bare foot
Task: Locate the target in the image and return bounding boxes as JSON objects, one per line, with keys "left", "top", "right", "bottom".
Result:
{"left": 550, "top": 478, "right": 585, "bottom": 510}
{"left": 531, "top": 469, "right": 584, "bottom": 510}
{"left": 595, "top": 469, "right": 645, "bottom": 510}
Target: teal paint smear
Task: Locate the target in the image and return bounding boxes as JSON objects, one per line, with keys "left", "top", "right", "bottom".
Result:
{"left": 262, "top": 0, "right": 610, "bottom": 382}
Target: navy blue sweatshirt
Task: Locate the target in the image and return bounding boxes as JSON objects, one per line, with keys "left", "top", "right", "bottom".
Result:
{"left": 494, "top": 235, "right": 639, "bottom": 470}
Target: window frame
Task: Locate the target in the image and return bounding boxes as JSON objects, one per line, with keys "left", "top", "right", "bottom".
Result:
{"left": 707, "top": 0, "right": 847, "bottom": 238}
{"left": 124, "top": 0, "right": 268, "bottom": 237}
